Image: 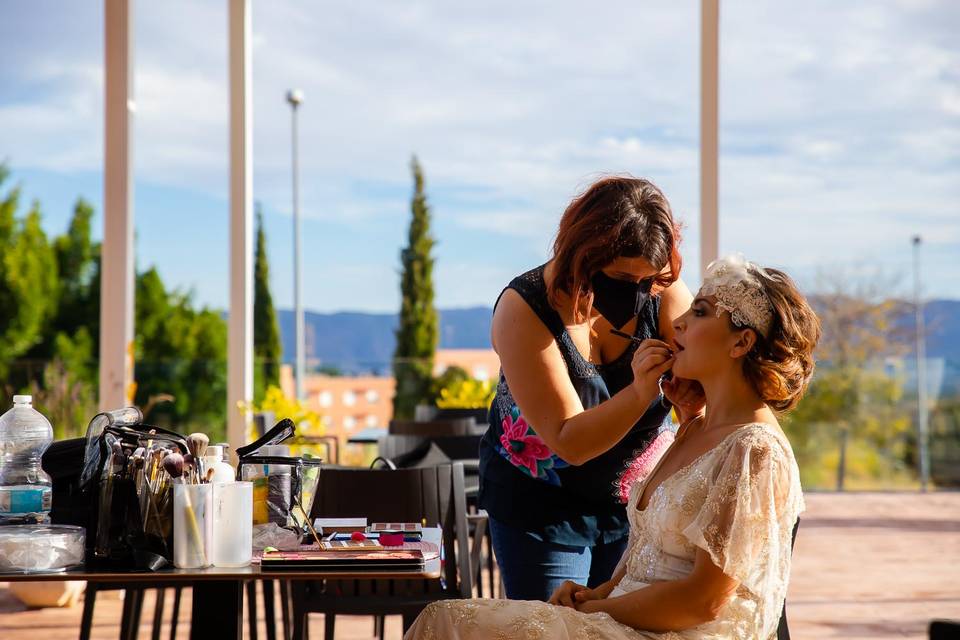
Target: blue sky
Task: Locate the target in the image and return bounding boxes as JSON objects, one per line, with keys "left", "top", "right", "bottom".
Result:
{"left": 1, "top": 0, "right": 958, "bottom": 313}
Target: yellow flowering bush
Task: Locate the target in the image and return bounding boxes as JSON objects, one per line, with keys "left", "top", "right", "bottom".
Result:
{"left": 239, "top": 385, "right": 326, "bottom": 444}
{"left": 436, "top": 378, "right": 496, "bottom": 409}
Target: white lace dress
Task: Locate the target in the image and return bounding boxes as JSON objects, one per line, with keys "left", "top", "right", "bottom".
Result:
{"left": 404, "top": 423, "right": 805, "bottom": 640}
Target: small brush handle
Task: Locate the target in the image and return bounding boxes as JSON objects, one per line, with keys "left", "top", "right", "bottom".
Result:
{"left": 609, "top": 328, "right": 645, "bottom": 344}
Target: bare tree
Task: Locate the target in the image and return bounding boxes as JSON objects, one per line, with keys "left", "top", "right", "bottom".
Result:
{"left": 788, "top": 267, "right": 914, "bottom": 490}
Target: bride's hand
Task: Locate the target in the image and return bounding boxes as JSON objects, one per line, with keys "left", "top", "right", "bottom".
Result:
{"left": 661, "top": 376, "right": 706, "bottom": 422}
{"left": 548, "top": 580, "right": 591, "bottom": 608}
{"left": 574, "top": 597, "right": 603, "bottom": 614}
{"left": 630, "top": 339, "right": 675, "bottom": 401}
{"left": 573, "top": 587, "right": 604, "bottom": 612}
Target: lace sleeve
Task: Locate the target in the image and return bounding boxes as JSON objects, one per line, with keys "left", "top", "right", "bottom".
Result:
{"left": 681, "top": 426, "right": 803, "bottom": 599}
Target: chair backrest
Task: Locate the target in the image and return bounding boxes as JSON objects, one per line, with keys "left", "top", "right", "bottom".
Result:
{"left": 378, "top": 434, "right": 482, "bottom": 466}
{"left": 777, "top": 518, "right": 801, "bottom": 640}
{"left": 310, "top": 462, "right": 472, "bottom": 597}
{"left": 388, "top": 419, "right": 484, "bottom": 437}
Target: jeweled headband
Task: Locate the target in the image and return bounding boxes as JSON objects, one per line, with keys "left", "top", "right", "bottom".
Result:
{"left": 699, "top": 254, "right": 775, "bottom": 338}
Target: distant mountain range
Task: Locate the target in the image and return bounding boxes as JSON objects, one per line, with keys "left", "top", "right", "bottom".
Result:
{"left": 278, "top": 300, "right": 960, "bottom": 389}
{"left": 277, "top": 307, "right": 493, "bottom": 374}
{"left": 906, "top": 299, "right": 960, "bottom": 361}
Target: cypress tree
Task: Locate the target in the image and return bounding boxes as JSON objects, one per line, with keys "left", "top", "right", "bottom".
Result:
{"left": 392, "top": 156, "right": 439, "bottom": 419}
{"left": 253, "top": 204, "right": 282, "bottom": 402}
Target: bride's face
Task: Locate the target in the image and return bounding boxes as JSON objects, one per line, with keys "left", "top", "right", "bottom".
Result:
{"left": 670, "top": 295, "right": 744, "bottom": 380}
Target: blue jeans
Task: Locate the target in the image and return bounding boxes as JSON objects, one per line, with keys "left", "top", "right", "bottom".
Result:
{"left": 488, "top": 515, "right": 628, "bottom": 601}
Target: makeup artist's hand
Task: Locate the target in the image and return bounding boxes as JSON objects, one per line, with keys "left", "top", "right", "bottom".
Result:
{"left": 661, "top": 376, "right": 706, "bottom": 423}
{"left": 630, "top": 339, "right": 675, "bottom": 402}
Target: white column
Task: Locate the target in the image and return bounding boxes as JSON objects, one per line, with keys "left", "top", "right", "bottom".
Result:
{"left": 99, "top": 0, "right": 135, "bottom": 411}
{"left": 227, "top": 0, "right": 254, "bottom": 454}
{"left": 700, "top": 0, "right": 720, "bottom": 277}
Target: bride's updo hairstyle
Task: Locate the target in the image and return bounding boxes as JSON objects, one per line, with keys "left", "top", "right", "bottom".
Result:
{"left": 744, "top": 267, "right": 820, "bottom": 412}
{"left": 701, "top": 255, "right": 821, "bottom": 413}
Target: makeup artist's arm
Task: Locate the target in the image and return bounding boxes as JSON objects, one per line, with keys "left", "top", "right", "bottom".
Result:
{"left": 492, "top": 290, "right": 673, "bottom": 465}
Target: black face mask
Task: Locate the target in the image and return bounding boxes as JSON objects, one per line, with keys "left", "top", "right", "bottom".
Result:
{"left": 590, "top": 271, "right": 654, "bottom": 329}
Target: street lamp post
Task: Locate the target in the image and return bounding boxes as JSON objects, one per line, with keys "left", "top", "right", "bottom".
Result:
{"left": 912, "top": 235, "right": 930, "bottom": 491}
{"left": 287, "top": 88, "right": 305, "bottom": 400}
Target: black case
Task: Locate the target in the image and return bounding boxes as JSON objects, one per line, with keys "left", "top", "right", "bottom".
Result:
{"left": 236, "top": 418, "right": 322, "bottom": 535}
{"left": 78, "top": 407, "right": 188, "bottom": 570}
{"left": 42, "top": 437, "right": 88, "bottom": 527}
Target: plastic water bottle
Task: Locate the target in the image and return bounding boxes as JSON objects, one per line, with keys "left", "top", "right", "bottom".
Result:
{"left": 0, "top": 395, "right": 54, "bottom": 524}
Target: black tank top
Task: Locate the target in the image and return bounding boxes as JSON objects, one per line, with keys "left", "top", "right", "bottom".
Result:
{"left": 478, "top": 265, "right": 673, "bottom": 545}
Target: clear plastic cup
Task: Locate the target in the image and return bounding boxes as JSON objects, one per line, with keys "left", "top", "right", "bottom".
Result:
{"left": 173, "top": 483, "right": 213, "bottom": 568}
{"left": 212, "top": 482, "right": 253, "bottom": 567}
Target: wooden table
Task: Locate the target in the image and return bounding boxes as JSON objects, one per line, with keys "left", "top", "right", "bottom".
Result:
{"left": 2, "top": 560, "right": 441, "bottom": 639}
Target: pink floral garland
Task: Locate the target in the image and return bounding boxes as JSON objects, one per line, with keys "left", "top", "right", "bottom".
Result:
{"left": 615, "top": 430, "right": 675, "bottom": 504}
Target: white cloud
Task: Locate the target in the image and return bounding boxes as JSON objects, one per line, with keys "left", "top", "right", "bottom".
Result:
{"left": 1, "top": 0, "right": 958, "bottom": 307}
{"left": 457, "top": 210, "right": 555, "bottom": 241}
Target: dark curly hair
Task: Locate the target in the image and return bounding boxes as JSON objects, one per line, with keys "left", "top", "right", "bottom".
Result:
{"left": 738, "top": 267, "right": 821, "bottom": 413}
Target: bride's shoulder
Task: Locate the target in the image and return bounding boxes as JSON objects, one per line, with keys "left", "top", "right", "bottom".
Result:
{"left": 719, "top": 423, "right": 804, "bottom": 513}
{"left": 723, "top": 422, "right": 796, "bottom": 464}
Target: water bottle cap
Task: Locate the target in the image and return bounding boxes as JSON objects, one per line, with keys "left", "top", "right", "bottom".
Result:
{"left": 204, "top": 445, "right": 223, "bottom": 459}
{"left": 12, "top": 395, "right": 32, "bottom": 405}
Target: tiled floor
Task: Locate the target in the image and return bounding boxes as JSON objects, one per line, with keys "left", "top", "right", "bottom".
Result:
{"left": 1, "top": 492, "right": 958, "bottom": 639}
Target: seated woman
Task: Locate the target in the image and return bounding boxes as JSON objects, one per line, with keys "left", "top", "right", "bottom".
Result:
{"left": 404, "top": 254, "right": 821, "bottom": 639}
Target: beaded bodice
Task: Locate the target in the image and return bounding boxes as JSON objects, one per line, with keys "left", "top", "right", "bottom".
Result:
{"left": 611, "top": 423, "right": 805, "bottom": 639}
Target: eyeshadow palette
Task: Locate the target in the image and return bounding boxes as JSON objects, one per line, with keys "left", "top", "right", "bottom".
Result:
{"left": 261, "top": 549, "right": 425, "bottom": 571}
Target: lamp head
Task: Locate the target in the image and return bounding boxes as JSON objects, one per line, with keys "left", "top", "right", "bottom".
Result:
{"left": 286, "top": 89, "right": 304, "bottom": 107}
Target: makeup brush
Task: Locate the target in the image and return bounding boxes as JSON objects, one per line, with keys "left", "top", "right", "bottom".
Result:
{"left": 163, "top": 452, "right": 185, "bottom": 481}
{"left": 609, "top": 328, "right": 644, "bottom": 344}
{"left": 110, "top": 441, "right": 124, "bottom": 469}
{"left": 131, "top": 450, "right": 145, "bottom": 494}
{"left": 611, "top": 327, "right": 675, "bottom": 383}
{"left": 186, "top": 433, "right": 209, "bottom": 458}
{"left": 187, "top": 433, "right": 209, "bottom": 484}
{"left": 131, "top": 452, "right": 159, "bottom": 532}
{"left": 183, "top": 453, "right": 196, "bottom": 485}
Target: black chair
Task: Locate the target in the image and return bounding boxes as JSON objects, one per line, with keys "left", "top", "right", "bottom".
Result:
{"left": 246, "top": 580, "right": 293, "bottom": 640}
{"left": 777, "top": 518, "right": 801, "bottom": 640}
{"left": 290, "top": 462, "right": 473, "bottom": 639}
{"left": 80, "top": 582, "right": 183, "bottom": 640}
{"left": 929, "top": 620, "right": 960, "bottom": 639}
{"left": 378, "top": 434, "right": 494, "bottom": 598}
